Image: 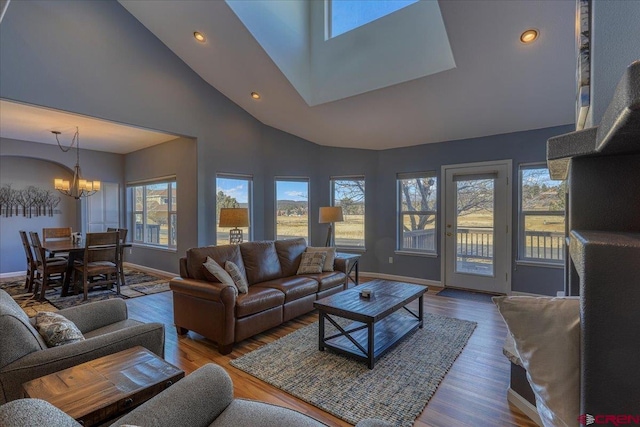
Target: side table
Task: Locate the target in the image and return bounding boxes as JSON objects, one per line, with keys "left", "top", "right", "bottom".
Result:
{"left": 336, "top": 252, "right": 361, "bottom": 286}
{"left": 22, "top": 346, "right": 184, "bottom": 426}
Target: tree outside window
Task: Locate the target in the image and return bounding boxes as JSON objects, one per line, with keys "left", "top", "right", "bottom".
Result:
{"left": 398, "top": 173, "right": 437, "bottom": 253}
{"left": 216, "top": 175, "right": 252, "bottom": 244}
{"left": 519, "top": 165, "right": 565, "bottom": 263}
{"left": 331, "top": 177, "right": 365, "bottom": 248}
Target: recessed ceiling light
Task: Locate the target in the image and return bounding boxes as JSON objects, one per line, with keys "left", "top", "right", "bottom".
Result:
{"left": 193, "top": 31, "right": 206, "bottom": 43}
{"left": 520, "top": 29, "right": 539, "bottom": 44}
{"left": 251, "top": 92, "right": 261, "bottom": 100}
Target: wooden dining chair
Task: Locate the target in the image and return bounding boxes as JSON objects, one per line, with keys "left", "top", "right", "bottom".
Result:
{"left": 29, "top": 232, "right": 68, "bottom": 301}
{"left": 107, "top": 228, "right": 128, "bottom": 288}
{"left": 72, "top": 231, "right": 120, "bottom": 301}
{"left": 19, "top": 230, "right": 39, "bottom": 292}
{"left": 42, "top": 227, "right": 72, "bottom": 242}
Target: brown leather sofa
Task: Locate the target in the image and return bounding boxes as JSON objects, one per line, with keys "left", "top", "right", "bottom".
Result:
{"left": 169, "top": 238, "right": 347, "bottom": 354}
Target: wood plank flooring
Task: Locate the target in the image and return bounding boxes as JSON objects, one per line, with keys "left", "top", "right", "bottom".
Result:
{"left": 125, "top": 280, "right": 537, "bottom": 427}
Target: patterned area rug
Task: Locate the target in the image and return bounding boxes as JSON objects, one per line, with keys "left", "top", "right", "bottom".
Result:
{"left": 230, "top": 312, "right": 476, "bottom": 426}
{"left": 436, "top": 287, "right": 498, "bottom": 303}
{"left": 0, "top": 268, "right": 171, "bottom": 316}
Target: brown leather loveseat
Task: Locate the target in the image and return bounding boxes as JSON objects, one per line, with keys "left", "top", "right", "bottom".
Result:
{"left": 169, "top": 238, "right": 347, "bottom": 354}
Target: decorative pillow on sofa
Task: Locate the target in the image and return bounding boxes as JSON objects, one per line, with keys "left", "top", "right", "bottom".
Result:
{"left": 35, "top": 311, "right": 85, "bottom": 347}
{"left": 203, "top": 257, "right": 238, "bottom": 295}
{"left": 493, "top": 296, "right": 580, "bottom": 427}
{"left": 225, "top": 261, "right": 249, "bottom": 294}
{"left": 306, "top": 246, "right": 335, "bottom": 272}
{"left": 296, "top": 252, "right": 326, "bottom": 275}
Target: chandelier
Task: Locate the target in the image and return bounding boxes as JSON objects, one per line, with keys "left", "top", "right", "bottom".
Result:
{"left": 52, "top": 127, "right": 101, "bottom": 199}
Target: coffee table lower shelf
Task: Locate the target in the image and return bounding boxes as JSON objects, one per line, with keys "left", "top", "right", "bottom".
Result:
{"left": 319, "top": 311, "right": 421, "bottom": 368}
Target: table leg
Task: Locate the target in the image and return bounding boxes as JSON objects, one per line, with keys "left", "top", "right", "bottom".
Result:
{"left": 318, "top": 311, "right": 325, "bottom": 351}
{"left": 354, "top": 261, "right": 359, "bottom": 286}
{"left": 368, "top": 321, "right": 375, "bottom": 369}
{"left": 61, "top": 251, "right": 81, "bottom": 297}
{"left": 419, "top": 294, "right": 424, "bottom": 329}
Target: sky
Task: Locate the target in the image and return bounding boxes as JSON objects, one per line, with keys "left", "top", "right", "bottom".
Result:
{"left": 276, "top": 180, "right": 308, "bottom": 202}
{"left": 217, "top": 178, "right": 309, "bottom": 203}
{"left": 331, "top": 0, "right": 418, "bottom": 38}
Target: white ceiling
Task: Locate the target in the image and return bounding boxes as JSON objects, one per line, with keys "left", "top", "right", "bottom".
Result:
{"left": 120, "top": 0, "right": 577, "bottom": 150}
{"left": 0, "top": 100, "right": 179, "bottom": 154}
{"left": 0, "top": 1, "right": 578, "bottom": 154}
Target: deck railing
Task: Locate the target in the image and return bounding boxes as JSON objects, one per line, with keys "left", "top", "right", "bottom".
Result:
{"left": 402, "top": 227, "right": 564, "bottom": 261}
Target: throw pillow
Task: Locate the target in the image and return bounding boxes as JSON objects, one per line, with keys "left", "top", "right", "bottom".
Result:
{"left": 493, "top": 296, "right": 580, "bottom": 427}
{"left": 225, "top": 261, "right": 248, "bottom": 294}
{"left": 296, "top": 251, "right": 327, "bottom": 275}
{"left": 35, "top": 312, "right": 85, "bottom": 347}
{"left": 203, "top": 256, "right": 238, "bottom": 295}
{"left": 306, "top": 246, "right": 336, "bottom": 272}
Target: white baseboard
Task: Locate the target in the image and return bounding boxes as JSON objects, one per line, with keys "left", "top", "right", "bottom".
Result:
{"left": 507, "top": 388, "right": 542, "bottom": 426}
{"left": 0, "top": 270, "right": 26, "bottom": 279}
{"left": 123, "top": 262, "right": 176, "bottom": 279}
{"left": 360, "top": 271, "right": 441, "bottom": 287}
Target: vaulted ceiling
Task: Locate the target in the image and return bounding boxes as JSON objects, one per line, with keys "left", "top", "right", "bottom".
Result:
{"left": 120, "top": 0, "right": 577, "bottom": 150}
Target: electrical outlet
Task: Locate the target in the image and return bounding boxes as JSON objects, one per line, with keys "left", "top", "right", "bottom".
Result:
{"left": 388, "top": 257, "right": 393, "bottom": 264}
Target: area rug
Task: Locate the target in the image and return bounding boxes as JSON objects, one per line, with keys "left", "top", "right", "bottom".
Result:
{"left": 436, "top": 287, "right": 498, "bottom": 303}
{"left": 230, "top": 312, "right": 476, "bottom": 426}
{"left": 0, "top": 268, "right": 171, "bottom": 316}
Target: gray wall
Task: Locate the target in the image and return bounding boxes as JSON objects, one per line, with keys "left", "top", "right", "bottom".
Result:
{"left": 588, "top": 0, "right": 640, "bottom": 127}
{"left": 0, "top": 155, "right": 78, "bottom": 273}
{"left": 1, "top": 0, "right": 573, "bottom": 294}
{"left": 124, "top": 137, "right": 198, "bottom": 271}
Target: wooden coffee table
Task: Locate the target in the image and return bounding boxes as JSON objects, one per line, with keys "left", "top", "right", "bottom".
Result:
{"left": 314, "top": 279, "right": 427, "bottom": 369}
{"left": 22, "top": 346, "right": 184, "bottom": 426}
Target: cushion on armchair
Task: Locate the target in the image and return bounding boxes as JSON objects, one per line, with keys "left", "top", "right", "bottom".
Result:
{"left": 493, "top": 296, "right": 580, "bottom": 427}
{"left": 34, "top": 312, "right": 85, "bottom": 347}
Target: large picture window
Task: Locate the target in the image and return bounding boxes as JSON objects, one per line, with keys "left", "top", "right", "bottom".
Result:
{"left": 331, "top": 176, "right": 365, "bottom": 248}
{"left": 275, "top": 178, "right": 309, "bottom": 242}
{"left": 519, "top": 165, "right": 565, "bottom": 263}
{"left": 216, "top": 174, "right": 252, "bottom": 245}
{"left": 397, "top": 172, "right": 437, "bottom": 254}
{"left": 131, "top": 179, "right": 177, "bottom": 249}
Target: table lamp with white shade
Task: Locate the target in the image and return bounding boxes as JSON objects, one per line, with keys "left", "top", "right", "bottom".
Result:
{"left": 319, "top": 206, "right": 344, "bottom": 247}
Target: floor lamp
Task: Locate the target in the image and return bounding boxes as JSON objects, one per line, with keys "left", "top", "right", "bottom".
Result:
{"left": 219, "top": 208, "right": 249, "bottom": 244}
{"left": 319, "top": 206, "right": 344, "bottom": 247}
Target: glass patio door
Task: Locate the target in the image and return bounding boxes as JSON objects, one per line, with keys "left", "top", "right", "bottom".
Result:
{"left": 443, "top": 161, "right": 511, "bottom": 294}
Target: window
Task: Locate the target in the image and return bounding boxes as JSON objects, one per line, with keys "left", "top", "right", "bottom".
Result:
{"left": 519, "top": 165, "right": 565, "bottom": 263}
{"left": 131, "top": 179, "right": 177, "bottom": 249}
{"left": 397, "top": 172, "right": 437, "bottom": 254}
{"left": 275, "top": 178, "right": 309, "bottom": 242}
{"left": 216, "top": 174, "right": 252, "bottom": 244}
{"left": 331, "top": 176, "right": 365, "bottom": 248}
{"left": 328, "top": 0, "right": 419, "bottom": 38}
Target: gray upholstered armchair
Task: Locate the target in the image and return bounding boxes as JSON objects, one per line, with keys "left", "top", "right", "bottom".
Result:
{"left": 0, "top": 363, "right": 392, "bottom": 427}
{"left": 0, "top": 290, "right": 165, "bottom": 404}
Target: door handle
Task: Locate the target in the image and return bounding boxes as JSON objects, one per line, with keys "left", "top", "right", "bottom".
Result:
{"left": 446, "top": 232, "right": 452, "bottom": 237}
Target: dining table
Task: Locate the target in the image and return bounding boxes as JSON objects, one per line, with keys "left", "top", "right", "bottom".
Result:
{"left": 42, "top": 239, "right": 132, "bottom": 297}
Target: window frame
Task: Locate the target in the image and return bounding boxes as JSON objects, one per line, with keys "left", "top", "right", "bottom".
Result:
{"left": 330, "top": 175, "right": 365, "bottom": 250}
{"left": 274, "top": 177, "right": 310, "bottom": 243}
{"left": 215, "top": 173, "right": 253, "bottom": 245}
{"left": 129, "top": 177, "right": 177, "bottom": 250}
{"left": 396, "top": 172, "right": 438, "bottom": 256}
{"left": 517, "top": 163, "right": 565, "bottom": 266}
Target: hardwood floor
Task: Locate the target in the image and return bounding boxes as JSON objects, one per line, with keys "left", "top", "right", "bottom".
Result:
{"left": 125, "top": 281, "right": 537, "bottom": 427}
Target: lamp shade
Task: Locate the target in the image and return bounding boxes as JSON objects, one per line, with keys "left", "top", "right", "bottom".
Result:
{"left": 319, "top": 206, "right": 344, "bottom": 223}
{"left": 219, "top": 208, "right": 249, "bottom": 227}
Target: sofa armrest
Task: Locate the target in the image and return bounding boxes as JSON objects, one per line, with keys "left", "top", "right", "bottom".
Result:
{"left": 0, "top": 398, "right": 80, "bottom": 427}
{"left": 115, "top": 363, "right": 233, "bottom": 426}
{"left": 334, "top": 257, "right": 347, "bottom": 274}
{"left": 170, "top": 277, "right": 236, "bottom": 304}
{"left": 56, "top": 299, "right": 128, "bottom": 333}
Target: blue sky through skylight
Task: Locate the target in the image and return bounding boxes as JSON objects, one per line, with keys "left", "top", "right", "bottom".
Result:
{"left": 330, "top": 0, "right": 419, "bottom": 38}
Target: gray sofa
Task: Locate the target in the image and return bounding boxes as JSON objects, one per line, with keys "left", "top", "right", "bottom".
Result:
{"left": 0, "top": 363, "right": 392, "bottom": 427}
{"left": 0, "top": 289, "right": 165, "bottom": 404}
